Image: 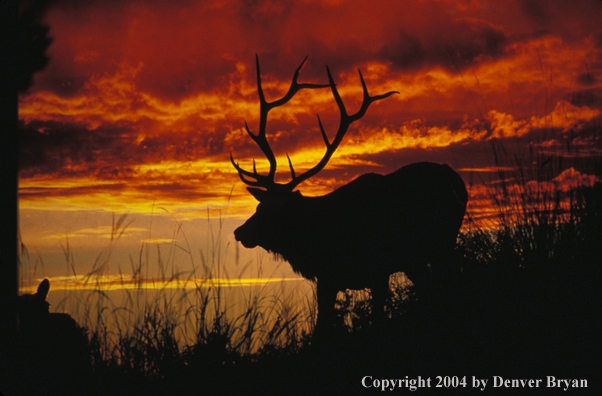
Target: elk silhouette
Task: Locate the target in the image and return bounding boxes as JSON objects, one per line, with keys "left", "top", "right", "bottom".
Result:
{"left": 231, "top": 56, "right": 468, "bottom": 333}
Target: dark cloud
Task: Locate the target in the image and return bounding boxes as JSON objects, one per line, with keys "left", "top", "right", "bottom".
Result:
{"left": 517, "top": 0, "right": 602, "bottom": 42}
{"left": 19, "top": 120, "right": 136, "bottom": 177}
{"left": 136, "top": 128, "right": 226, "bottom": 161}
{"left": 595, "top": 32, "right": 602, "bottom": 49}
{"left": 519, "top": 0, "right": 549, "bottom": 26}
{"left": 577, "top": 72, "right": 597, "bottom": 87}
{"left": 17, "top": 0, "right": 53, "bottom": 93}
{"left": 379, "top": 18, "right": 508, "bottom": 71}
{"left": 565, "top": 88, "right": 602, "bottom": 109}
{"left": 379, "top": 33, "right": 424, "bottom": 70}
{"left": 19, "top": 182, "right": 128, "bottom": 199}
{"left": 93, "top": 165, "right": 138, "bottom": 181}
{"left": 19, "top": 118, "right": 229, "bottom": 179}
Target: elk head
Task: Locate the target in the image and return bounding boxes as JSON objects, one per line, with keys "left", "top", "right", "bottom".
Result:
{"left": 231, "top": 55, "right": 398, "bottom": 253}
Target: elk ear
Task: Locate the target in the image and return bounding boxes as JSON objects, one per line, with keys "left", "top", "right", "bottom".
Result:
{"left": 247, "top": 187, "right": 270, "bottom": 202}
{"left": 36, "top": 278, "right": 50, "bottom": 301}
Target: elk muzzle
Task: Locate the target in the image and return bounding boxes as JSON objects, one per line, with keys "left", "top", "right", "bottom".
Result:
{"left": 234, "top": 224, "right": 258, "bottom": 249}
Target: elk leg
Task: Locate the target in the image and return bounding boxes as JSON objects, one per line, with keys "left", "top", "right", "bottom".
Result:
{"left": 314, "top": 281, "right": 339, "bottom": 335}
{"left": 370, "top": 276, "right": 390, "bottom": 325}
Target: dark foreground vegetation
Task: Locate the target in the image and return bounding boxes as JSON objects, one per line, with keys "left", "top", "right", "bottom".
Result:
{"left": 3, "top": 128, "right": 602, "bottom": 395}
{"left": 2, "top": 182, "right": 600, "bottom": 395}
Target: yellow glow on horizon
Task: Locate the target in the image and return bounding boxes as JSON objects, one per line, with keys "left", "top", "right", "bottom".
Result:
{"left": 20, "top": 275, "right": 307, "bottom": 293}
{"left": 44, "top": 225, "right": 148, "bottom": 240}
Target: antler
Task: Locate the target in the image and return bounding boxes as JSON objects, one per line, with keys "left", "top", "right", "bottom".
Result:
{"left": 285, "top": 67, "right": 398, "bottom": 190}
{"left": 230, "top": 55, "right": 330, "bottom": 189}
{"left": 231, "top": 56, "right": 398, "bottom": 191}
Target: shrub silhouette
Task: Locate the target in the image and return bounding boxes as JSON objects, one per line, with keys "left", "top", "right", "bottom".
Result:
{"left": 9, "top": 278, "right": 91, "bottom": 395}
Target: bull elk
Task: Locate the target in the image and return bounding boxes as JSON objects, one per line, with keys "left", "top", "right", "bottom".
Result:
{"left": 231, "top": 56, "right": 468, "bottom": 333}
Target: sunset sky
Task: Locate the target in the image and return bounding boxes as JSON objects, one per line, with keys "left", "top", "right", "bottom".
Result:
{"left": 18, "top": 0, "right": 602, "bottom": 287}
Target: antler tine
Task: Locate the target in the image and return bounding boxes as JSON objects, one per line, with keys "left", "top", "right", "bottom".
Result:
{"left": 350, "top": 69, "right": 399, "bottom": 122}
{"left": 250, "top": 54, "right": 278, "bottom": 182}
{"left": 286, "top": 66, "right": 399, "bottom": 190}
{"left": 286, "top": 154, "right": 296, "bottom": 179}
{"left": 232, "top": 55, "right": 330, "bottom": 190}
{"left": 230, "top": 152, "right": 270, "bottom": 187}
{"left": 267, "top": 56, "right": 331, "bottom": 110}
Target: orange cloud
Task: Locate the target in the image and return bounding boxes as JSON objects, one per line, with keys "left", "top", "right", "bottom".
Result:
{"left": 17, "top": 0, "right": 602, "bottom": 246}
{"left": 529, "top": 101, "right": 601, "bottom": 131}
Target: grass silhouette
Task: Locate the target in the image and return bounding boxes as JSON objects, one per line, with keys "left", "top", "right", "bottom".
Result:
{"left": 4, "top": 129, "right": 601, "bottom": 394}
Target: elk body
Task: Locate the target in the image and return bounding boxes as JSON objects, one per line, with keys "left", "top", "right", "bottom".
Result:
{"left": 231, "top": 56, "right": 468, "bottom": 332}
